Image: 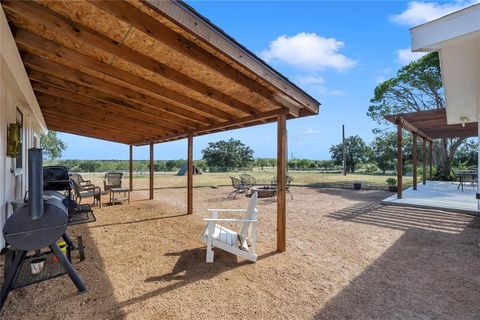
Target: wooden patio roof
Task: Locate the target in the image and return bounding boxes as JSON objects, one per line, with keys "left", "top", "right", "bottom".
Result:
{"left": 1, "top": 0, "right": 320, "bottom": 146}
{"left": 384, "top": 108, "right": 477, "bottom": 140}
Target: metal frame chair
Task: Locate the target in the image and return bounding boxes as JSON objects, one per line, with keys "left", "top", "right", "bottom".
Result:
{"left": 103, "top": 172, "right": 123, "bottom": 194}
{"left": 229, "top": 177, "right": 248, "bottom": 199}
{"left": 70, "top": 179, "right": 102, "bottom": 208}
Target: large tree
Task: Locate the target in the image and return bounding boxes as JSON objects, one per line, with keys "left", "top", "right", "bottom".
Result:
{"left": 201, "top": 138, "right": 254, "bottom": 171}
{"left": 368, "top": 52, "right": 464, "bottom": 179}
{"left": 40, "top": 131, "right": 67, "bottom": 160}
{"left": 330, "top": 135, "right": 371, "bottom": 173}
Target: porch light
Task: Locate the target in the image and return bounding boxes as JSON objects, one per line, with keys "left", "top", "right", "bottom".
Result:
{"left": 460, "top": 116, "right": 469, "bottom": 127}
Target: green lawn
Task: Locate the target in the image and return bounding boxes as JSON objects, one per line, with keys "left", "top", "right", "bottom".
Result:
{"left": 84, "top": 171, "right": 414, "bottom": 190}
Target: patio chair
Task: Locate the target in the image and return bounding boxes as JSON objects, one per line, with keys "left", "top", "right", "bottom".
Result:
{"left": 69, "top": 173, "right": 92, "bottom": 187}
{"left": 240, "top": 174, "right": 256, "bottom": 191}
{"left": 200, "top": 192, "right": 258, "bottom": 263}
{"left": 70, "top": 178, "right": 102, "bottom": 208}
{"left": 271, "top": 175, "right": 294, "bottom": 200}
{"left": 104, "top": 172, "right": 123, "bottom": 194}
{"left": 229, "top": 176, "right": 248, "bottom": 199}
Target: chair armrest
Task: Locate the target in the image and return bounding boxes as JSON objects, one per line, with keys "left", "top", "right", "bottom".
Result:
{"left": 203, "top": 218, "right": 257, "bottom": 223}
{"left": 207, "top": 209, "right": 247, "bottom": 213}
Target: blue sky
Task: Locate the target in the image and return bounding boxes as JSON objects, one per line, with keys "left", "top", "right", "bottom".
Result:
{"left": 58, "top": 0, "right": 477, "bottom": 160}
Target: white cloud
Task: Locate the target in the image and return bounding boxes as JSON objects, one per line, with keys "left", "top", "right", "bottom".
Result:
{"left": 390, "top": 1, "right": 479, "bottom": 26}
{"left": 294, "top": 74, "right": 344, "bottom": 97}
{"left": 260, "top": 32, "right": 356, "bottom": 71}
{"left": 302, "top": 128, "right": 321, "bottom": 135}
{"left": 396, "top": 48, "right": 427, "bottom": 64}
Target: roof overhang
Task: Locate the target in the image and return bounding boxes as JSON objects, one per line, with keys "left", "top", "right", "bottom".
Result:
{"left": 1, "top": 0, "right": 320, "bottom": 146}
{"left": 410, "top": 3, "right": 480, "bottom": 126}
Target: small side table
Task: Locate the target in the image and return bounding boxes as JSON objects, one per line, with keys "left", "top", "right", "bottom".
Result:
{"left": 110, "top": 188, "right": 130, "bottom": 205}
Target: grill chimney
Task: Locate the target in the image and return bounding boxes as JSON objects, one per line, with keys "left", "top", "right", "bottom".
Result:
{"left": 28, "top": 148, "right": 44, "bottom": 220}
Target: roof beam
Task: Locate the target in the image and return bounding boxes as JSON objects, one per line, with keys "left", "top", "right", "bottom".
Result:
{"left": 28, "top": 68, "right": 198, "bottom": 130}
{"left": 31, "top": 82, "right": 181, "bottom": 134}
{"left": 37, "top": 95, "right": 168, "bottom": 137}
{"left": 14, "top": 29, "right": 236, "bottom": 122}
{"left": 396, "top": 116, "right": 433, "bottom": 142}
{"left": 42, "top": 111, "right": 150, "bottom": 142}
{"left": 3, "top": 1, "right": 259, "bottom": 117}
{"left": 22, "top": 53, "right": 215, "bottom": 126}
{"left": 135, "top": 108, "right": 288, "bottom": 145}
{"left": 44, "top": 114, "right": 136, "bottom": 144}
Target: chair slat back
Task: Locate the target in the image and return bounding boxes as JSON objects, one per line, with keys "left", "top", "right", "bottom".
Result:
{"left": 238, "top": 192, "right": 258, "bottom": 250}
{"left": 105, "top": 172, "right": 123, "bottom": 185}
{"left": 240, "top": 174, "right": 256, "bottom": 188}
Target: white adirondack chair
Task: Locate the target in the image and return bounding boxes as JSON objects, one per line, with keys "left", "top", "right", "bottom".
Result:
{"left": 200, "top": 192, "right": 258, "bottom": 263}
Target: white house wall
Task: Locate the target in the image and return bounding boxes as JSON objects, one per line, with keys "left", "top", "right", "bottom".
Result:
{"left": 440, "top": 38, "right": 480, "bottom": 125}
{"left": 0, "top": 6, "right": 46, "bottom": 249}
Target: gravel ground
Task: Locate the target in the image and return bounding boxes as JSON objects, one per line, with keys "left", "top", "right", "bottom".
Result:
{"left": 1, "top": 186, "right": 480, "bottom": 319}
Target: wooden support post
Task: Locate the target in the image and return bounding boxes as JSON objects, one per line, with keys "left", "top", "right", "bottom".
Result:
{"left": 129, "top": 144, "right": 133, "bottom": 191}
{"left": 277, "top": 114, "right": 287, "bottom": 252}
{"left": 187, "top": 134, "right": 193, "bottom": 215}
{"left": 429, "top": 141, "right": 433, "bottom": 179}
{"left": 422, "top": 139, "right": 427, "bottom": 185}
{"left": 413, "top": 133, "right": 417, "bottom": 190}
{"left": 149, "top": 142, "right": 154, "bottom": 200}
{"left": 397, "top": 120, "right": 403, "bottom": 199}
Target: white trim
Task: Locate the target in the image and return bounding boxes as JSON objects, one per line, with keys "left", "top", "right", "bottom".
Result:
{"left": 411, "top": 3, "right": 480, "bottom": 52}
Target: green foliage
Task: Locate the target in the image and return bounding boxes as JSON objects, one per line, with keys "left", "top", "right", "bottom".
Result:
{"left": 386, "top": 177, "right": 396, "bottom": 186}
{"left": 367, "top": 52, "right": 464, "bottom": 178}
{"left": 78, "top": 160, "right": 102, "bottom": 173}
{"left": 40, "top": 131, "right": 67, "bottom": 160}
{"left": 370, "top": 131, "right": 397, "bottom": 173}
{"left": 368, "top": 53, "right": 443, "bottom": 123}
{"left": 201, "top": 138, "right": 254, "bottom": 171}
{"left": 453, "top": 139, "right": 478, "bottom": 168}
{"left": 330, "top": 135, "right": 372, "bottom": 173}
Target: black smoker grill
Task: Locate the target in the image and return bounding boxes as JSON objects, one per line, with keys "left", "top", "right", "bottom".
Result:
{"left": 0, "top": 149, "right": 87, "bottom": 311}
{"left": 43, "top": 166, "right": 72, "bottom": 199}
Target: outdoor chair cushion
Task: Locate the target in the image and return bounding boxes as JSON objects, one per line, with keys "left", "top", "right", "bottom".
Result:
{"left": 200, "top": 224, "right": 239, "bottom": 247}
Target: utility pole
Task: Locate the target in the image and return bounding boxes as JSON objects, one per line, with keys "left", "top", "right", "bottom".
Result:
{"left": 342, "top": 124, "right": 347, "bottom": 175}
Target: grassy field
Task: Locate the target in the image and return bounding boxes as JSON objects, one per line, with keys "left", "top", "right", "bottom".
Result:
{"left": 83, "top": 171, "right": 414, "bottom": 190}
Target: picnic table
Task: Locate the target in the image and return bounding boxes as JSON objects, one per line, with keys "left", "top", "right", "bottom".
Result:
{"left": 455, "top": 170, "right": 478, "bottom": 191}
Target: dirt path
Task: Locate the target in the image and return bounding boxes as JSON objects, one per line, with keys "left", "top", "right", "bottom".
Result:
{"left": 1, "top": 187, "right": 479, "bottom": 319}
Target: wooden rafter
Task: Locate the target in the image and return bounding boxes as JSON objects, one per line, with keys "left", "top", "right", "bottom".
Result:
{"left": 385, "top": 109, "right": 477, "bottom": 140}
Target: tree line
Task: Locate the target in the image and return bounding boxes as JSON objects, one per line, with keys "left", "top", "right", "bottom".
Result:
{"left": 41, "top": 53, "right": 478, "bottom": 179}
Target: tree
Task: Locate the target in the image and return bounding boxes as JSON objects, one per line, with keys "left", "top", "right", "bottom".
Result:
{"left": 368, "top": 52, "right": 464, "bottom": 179}
{"left": 454, "top": 139, "right": 478, "bottom": 168}
{"left": 40, "top": 131, "right": 67, "bottom": 160}
{"left": 78, "top": 160, "right": 101, "bottom": 173}
{"left": 330, "top": 135, "right": 371, "bottom": 173}
{"left": 370, "top": 132, "right": 397, "bottom": 173}
{"left": 201, "top": 138, "right": 254, "bottom": 171}
{"left": 255, "top": 158, "right": 269, "bottom": 171}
